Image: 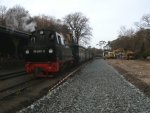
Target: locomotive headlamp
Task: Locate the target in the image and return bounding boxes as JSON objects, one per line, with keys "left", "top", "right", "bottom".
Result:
{"left": 40, "top": 30, "right": 44, "bottom": 35}
{"left": 48, "top": 49, "right": 53, "bottom": 53}
{"left": 25, "top": 50, "right": 29, "bottom": 54}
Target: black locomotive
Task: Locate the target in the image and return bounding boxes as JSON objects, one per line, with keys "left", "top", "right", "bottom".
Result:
{"left": 24, "top": 29, "right": 93, "bottom": 77}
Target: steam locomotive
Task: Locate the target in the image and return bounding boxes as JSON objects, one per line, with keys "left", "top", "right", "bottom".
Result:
{"left": 24, "top": 29, "right": 93, "bottom": 77}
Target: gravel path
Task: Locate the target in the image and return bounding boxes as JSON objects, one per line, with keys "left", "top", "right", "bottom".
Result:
{"left": 18, "top": 59, "right": 150, "bottom": 113}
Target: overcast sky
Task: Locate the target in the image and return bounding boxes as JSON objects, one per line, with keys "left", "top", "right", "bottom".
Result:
{"left": 0, "top": 0, "right": 150, "bottom": 47}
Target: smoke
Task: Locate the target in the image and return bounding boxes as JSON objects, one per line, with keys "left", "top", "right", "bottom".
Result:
{"left": 22, "top": 14, "right": 37, "bottom": 32}
{"left": 23, "top": 22, "right": 36, "bottom": 32}
{"left": 5, "top": 6, "right": 36, "bottom": 32}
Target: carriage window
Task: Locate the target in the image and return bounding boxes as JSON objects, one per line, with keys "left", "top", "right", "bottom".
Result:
{"left": 57, "top": 35, "right": 65, "bottom": 45}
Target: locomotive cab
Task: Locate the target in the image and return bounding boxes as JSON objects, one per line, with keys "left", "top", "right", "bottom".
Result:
{"left": 24, "top": 29, "right": 73, "bottom": 76}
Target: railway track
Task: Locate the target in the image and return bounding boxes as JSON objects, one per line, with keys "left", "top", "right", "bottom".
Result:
{"left": 0, "top": 70, "right": 26, "bottom": 80}
{"left": 0, "top": 78, "right": 44, "bottom": 100}
{"left": 0, "top": 70, "right": 38, "bottom": 100}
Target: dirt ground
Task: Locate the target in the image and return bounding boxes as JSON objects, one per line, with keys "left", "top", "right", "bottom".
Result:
{"left": 106, "top": 59, "right": 150, "bottom": 97}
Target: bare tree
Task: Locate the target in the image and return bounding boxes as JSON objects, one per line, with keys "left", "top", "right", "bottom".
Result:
{"left": 142, "top": 14, "right": 150, "bottom": 26}
{"left": 97, "top": 41, "right": 106, "bottom": 49}
{"left": 103, "top": 41, "right": 111, "bottom": 50}
{"left": 64, "top": 12, "right": 92, "bottom": 45}
{"left": 0, "top": 5, "right": 7, "bottom": 26}
{"left": 134, "top": 22, "right": 143, "bottom": 30}
{"left": 118, "top": 26, "right": 135, "bottom": 37}
{"left": 135, "top": 14, "right": 150, "bottom": 30}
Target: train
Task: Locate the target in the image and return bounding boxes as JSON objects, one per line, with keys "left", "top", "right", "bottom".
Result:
{"left": 23, "top": 29, "right": 93, "bottom": 77}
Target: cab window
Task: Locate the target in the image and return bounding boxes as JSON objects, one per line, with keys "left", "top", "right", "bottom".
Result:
{"left": 58, "top": 35, "right": 62, "bottom": 45}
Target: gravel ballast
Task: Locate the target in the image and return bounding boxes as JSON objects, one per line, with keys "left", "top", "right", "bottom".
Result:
{"left": 18, "top": 59, "right": 150, "bottom": 113}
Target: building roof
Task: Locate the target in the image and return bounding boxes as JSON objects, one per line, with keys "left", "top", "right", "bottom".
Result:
{"left": 0, "top": 25, "right": 30, "bottom": 38}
